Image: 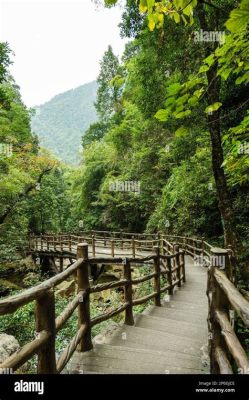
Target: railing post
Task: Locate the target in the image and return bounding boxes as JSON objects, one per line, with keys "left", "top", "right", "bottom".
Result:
{"left": 157, "top": 232, "right": 161, "bottom": 248}
{"left": 167, "top": 256, "right": 173, "bottom": 295}
{"left": 40, "top": 234, "right": 43, "bottom": 250}
{"left": 111, "top": 240, "right": 114, "bottom": 257}
{"left": 120, "top": 230, "right": 123, "bottom": 250}
{"left": 132, "top": 236, "right": 135, "bottom": 258}
{"left": 153, "top": 246, "right": 161, "bottom": 306}
{"left": 192, "top": 238, "right": 195, "bottom": 256}
{"left": 36, "top": 289, "right": 56, "bottom": 373}
{"left": 124, "top": 259, "right": 134, "bottom": 325}
{"left": 59, "top": 257, "right": 63, "bottom": 272}
{"left": 92, "top": 235, "right": 96, "bottom": 257}
{"left": 175, "top": 244, "right": 181, "bottom": 288}
{"left": 181, "top": 250, "right": 186, "bottom": 283}
{"left": 201, "top": 236, "right": 205, "bottom": 256}
{"left": 69, "top": 235, "right": 72, "bottom": 252}
{"left": 77, "top": 243, "right": 93, "bottom": 352}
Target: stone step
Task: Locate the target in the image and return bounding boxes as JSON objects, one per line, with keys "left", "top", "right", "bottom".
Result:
{"left": 135, "top": 314, "right": 207, "bottom": 341}
{"left": 100, "top": 324, "right": 205, "bottom": 356}
{"left": 69, "top": 343, "right": 207, "bottom": 374}
{"left": 142, "top": 306, "right": 206, "bottom": 325}
{"left": 171, "top": 292, "right": 207, "bottom": 303}
{"left": 162, "top": 300, "right": 208, "bottom": 315}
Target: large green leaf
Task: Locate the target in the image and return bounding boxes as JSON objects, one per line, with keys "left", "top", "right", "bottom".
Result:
{"left": 205, "top": 102, "right": 222, "bottom": 114}
{"left": 225, "top": 0, "right": 249, "bottom": 32}
{"left": 155, "top": 109, "right": 170, "bottom": 121}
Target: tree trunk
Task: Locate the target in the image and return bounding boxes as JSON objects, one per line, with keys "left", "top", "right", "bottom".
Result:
{"left": 206, "top": 65, "right": 237, "bottom": 250}
{"left": 197, "top": 4, "right": 237, "bottom": 251}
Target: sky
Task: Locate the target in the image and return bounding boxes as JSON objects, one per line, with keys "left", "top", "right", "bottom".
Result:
{"left": 0, "top": 0, "right": 126, "bottom": 107}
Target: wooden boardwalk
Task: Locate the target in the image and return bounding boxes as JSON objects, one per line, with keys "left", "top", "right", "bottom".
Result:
{"left": 67, "top": 256, "right": 209, "bottom": 374}
{"left": 1, "top": 231, "right": 246, "bottom": 375}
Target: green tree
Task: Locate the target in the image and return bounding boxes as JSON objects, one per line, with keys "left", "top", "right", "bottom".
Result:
{"left": 95, "top": 46, "right": 123, "bottom": 121}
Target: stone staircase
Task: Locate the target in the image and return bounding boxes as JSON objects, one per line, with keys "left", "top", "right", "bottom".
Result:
{"left": 67, "top": 257, "right": 209, "bottom": 374}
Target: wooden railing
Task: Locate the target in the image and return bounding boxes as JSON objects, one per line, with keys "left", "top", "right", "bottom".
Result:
{"left": 207, "top": 248, "right": 249, "bottom": 374}
{"left": 29, "top": 232, "right": 162, "bottom": 258}
{"left": 164, "top": 234, "right": 249, "bottom": 374}
{"left": 0, "top": 239, "right": 185, "bottom": 374}
{"left": 3, "top": 229, "right": 249, "bottom": 374}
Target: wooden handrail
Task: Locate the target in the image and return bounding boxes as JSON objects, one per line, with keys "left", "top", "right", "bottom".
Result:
{"left": 214, "top": 268, "right": 249, "bottom": 327}
{"left": 207, "top": 247, "right": 249, "bottom": 374}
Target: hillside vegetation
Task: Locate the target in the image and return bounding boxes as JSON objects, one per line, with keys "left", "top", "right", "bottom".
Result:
{"left": 31, "top": 81, "right": 98, "bottom": 165}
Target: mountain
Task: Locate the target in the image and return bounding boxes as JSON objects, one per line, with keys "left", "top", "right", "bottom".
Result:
{"left": 31, "top": 81, "right": 98, "bottom": 165}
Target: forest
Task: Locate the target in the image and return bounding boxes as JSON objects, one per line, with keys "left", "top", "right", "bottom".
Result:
{"left": 0, "top": 0, "right": 249, "bottom": 378}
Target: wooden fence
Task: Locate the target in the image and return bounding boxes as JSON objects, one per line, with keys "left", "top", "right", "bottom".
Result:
{"left": 29, "top": 232, "right": 162, "bottom": 258}
{"left": 2, "top": 230, "right": 249, "bottom": 374}
{"left": 0, "top": 239, "right": 185, "bottom": 374}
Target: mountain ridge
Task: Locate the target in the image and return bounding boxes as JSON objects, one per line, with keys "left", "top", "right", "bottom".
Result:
{"left": 31, "top": 81, "right": 98, "bottom": 165}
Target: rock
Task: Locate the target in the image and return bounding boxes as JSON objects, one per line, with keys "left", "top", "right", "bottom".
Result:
{"left": 56, "top": 280, "right": 76, "bottom": 298}
{"left": 0, "top": 334, "right": 20, "bottom": 364}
